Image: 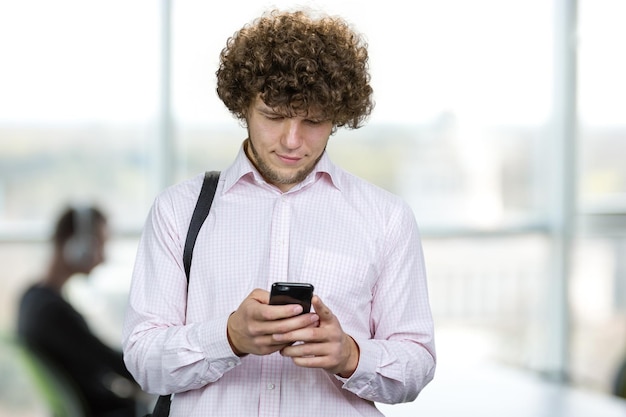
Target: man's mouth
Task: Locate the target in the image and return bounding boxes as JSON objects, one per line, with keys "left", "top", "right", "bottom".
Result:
{"left": 276, "top": 154, "right": 302, "bottom": 165}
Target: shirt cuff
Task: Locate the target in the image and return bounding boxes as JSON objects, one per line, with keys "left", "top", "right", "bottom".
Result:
{"left": 335, "top": 337, "right": 378, "bottom": 395}
{"left": 195, "top": 315, "right": 241, "bottom": 381}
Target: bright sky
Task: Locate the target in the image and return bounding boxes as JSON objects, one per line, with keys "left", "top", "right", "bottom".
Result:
{"left": 0, "top": 0, "right": 622, "bottom": 126}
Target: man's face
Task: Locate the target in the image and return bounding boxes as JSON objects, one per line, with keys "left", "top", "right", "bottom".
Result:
{"left": 245, "top": 96, "right": 333, "bottom": 192}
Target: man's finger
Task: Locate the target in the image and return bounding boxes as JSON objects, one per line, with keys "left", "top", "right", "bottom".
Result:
{"left": 311, "top": 295, "right": 333, "bottom": 319}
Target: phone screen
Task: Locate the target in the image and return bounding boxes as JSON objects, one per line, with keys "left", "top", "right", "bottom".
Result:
{"left": 269, "top": 282, "right": 314, "bottom": 314}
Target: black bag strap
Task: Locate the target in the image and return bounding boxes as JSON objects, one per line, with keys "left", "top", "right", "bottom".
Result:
{"left": 148, "top": 394, "right": 172, "bottom": 417}
{"left": 183, "top": 170, "right": 220, "bottom": 282}
{"left": 147, "top": 171, "right": 220, "bottom": 417}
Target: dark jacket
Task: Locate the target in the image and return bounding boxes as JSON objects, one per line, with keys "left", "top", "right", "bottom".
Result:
{"left": 17, "top": 284, "right": 137, "bottom": 417}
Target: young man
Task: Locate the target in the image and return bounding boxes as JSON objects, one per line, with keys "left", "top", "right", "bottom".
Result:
{"left": 123, "top": 9, "right": 435, "bottom": 416}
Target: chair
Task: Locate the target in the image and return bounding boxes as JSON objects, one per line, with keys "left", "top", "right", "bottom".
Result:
{"left": 8, "top": 335, "right": 86, "bottom": 417}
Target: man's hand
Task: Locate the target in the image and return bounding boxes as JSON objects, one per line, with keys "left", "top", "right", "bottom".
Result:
{"left": 226, "top": 289, "right": 320, "bottom": 356}
{"left": 275, "top": 295, "right": 360, "bottom": 378}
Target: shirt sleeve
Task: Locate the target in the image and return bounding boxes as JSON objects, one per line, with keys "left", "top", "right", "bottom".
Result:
{"left": 337, "top": 200, "right": 436, "bottom": 404}
{"left": 121, "top": 190, "right": 241, "bottom": 395}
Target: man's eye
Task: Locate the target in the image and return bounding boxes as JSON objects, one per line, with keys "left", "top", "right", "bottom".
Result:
{"left": 266, "top": 115, "right": 284, "bottom": 121}
{"left": 305, "top": 119, "right": 322, "bottom": 125}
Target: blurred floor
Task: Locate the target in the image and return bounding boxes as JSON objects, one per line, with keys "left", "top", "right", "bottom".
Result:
{"left": 377, "top": 359, "right": 626, "bottom": 417}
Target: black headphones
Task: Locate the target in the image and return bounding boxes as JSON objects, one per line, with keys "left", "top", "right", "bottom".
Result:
{"left": 62, "top": 206, "right": 95, "bottom": 268}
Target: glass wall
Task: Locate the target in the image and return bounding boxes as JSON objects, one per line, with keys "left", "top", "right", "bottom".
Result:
{"left": 0, "top": 2, "right": 161, "bottom": 414}
{"left": 573, "top": 0, "right": 626, "bottom": 392}
{"left": 1, "top": 0, "right": 624, "bottom": 414}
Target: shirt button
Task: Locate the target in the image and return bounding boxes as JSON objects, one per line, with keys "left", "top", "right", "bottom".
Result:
{"left": 267, "top": 383, "right": 275, "bottom": 390}
{"left": 227, "top": 361, "right": 235, "bottom": 367}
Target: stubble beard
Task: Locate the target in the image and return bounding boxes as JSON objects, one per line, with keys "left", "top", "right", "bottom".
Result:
{"left": 245, "top": 139, "right": 323, "bottom": 187}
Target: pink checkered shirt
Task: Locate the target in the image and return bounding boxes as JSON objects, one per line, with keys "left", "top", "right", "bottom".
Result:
{"left": 123, "top": 145, "right": 436, "bottom": 417}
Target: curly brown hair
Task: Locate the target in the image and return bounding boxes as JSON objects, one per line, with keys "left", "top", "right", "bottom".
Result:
{"left": 216, "top": 9, "right": 374, "bottom": 130}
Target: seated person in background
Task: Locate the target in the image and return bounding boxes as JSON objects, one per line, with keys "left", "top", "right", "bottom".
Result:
{"left": 17, "top": 205, "right": 140, "bottom": 417}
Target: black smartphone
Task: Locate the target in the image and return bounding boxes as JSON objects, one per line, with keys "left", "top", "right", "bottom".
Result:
{"left": 269, "top": 282, "right": 314, "bottom": 314}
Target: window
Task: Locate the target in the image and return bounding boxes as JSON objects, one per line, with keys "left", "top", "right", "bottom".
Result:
{"left": 0, "top": 1, "right": 161, "bottom": 232}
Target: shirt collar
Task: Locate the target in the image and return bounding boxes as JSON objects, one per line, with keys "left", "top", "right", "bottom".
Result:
{"left": 221, "top": 140, "right": 343, "bottom": 194}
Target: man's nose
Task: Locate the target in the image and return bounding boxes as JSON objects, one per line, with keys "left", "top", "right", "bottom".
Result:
{"left": 282, "top": 119, "right": 304, "bottom": 149}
